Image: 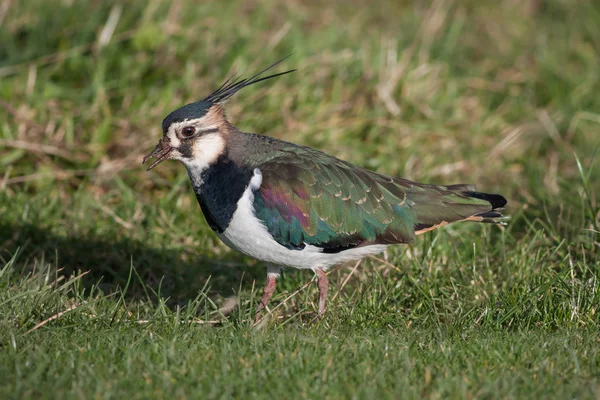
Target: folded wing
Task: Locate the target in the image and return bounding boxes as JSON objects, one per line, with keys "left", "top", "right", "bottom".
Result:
{"left": 250, "top": 145, "right": 501, "bottom": 251}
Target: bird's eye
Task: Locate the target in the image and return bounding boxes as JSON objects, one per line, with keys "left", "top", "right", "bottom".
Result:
{"left": 181, "top": 126, "right": 196, "bottom": 137}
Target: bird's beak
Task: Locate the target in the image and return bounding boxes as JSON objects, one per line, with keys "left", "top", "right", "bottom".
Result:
{"left": 142, "top": 138, "right": 173, "bottom": 171}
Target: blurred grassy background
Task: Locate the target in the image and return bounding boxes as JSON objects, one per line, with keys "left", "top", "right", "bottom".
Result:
{"left": 1, "top": 0, "right": 599, "bottom": 398}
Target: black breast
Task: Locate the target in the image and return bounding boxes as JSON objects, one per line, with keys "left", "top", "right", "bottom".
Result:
{"left": 192, "top": 155, "right": 254, "bottom": 233}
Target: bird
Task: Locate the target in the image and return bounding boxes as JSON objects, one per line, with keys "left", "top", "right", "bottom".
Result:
{"left": 143, "top": 58, "right": 507, "bottom": 320}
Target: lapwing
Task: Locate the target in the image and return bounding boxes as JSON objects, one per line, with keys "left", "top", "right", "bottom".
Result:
{"left": 143, "top": 59, "right": 507, "bottom": 319}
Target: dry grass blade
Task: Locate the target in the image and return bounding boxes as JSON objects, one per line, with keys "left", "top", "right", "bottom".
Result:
{"left": 26, "top": 302, "right": 80, "bottom": 334}
{"left": 0, "top": 139, "right": 87, "bottom": 162}
{"left": 0, "top": 30, "right": 136, "bottom": 78}
{"left": 3, "top": 169, "right": 94, "bottom": 185}
{"left": 136, "top": 319, "right": 222, "bottom": 325}
{"left": 94, "top": 200, "right": 134, "bottom": 230}
{"left": 253, "top": 272, "right": 330, "bottom": 326}
{"left": 0, "top": 0, "right": 11, "bottom": 27}
{"left": 216, "top": 296, "right": 239, "bottom": 317}
{"left": 485, "top": 126, "right": 526, "bottom": 164}
{"left": 0, "top": 99, "right": 45, "bottom": 132}
{"left": 331, "top": 260, "right": 361, "bottom": 301}
{"left": 97, "top": 5, "right": 122, "bottom": 48}
{"left": 369, "top": 255, "right": 404, "bottom": 274}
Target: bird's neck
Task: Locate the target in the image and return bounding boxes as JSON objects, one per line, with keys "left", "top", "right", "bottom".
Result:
{"left": 185, "top": 153, "right": 254, "bottom": 233}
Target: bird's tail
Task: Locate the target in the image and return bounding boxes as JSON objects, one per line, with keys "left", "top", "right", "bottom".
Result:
{"left": 461, "top": 191, "right": 508, "bottom": 225}
{"left": 412, "top": 184, "right": 509, "bottom": 235}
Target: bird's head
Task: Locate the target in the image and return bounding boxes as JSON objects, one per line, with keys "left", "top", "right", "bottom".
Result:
{"left": 143, "top": 58, "right": 295, "bottom": 171}
{"left": 142, "top": 102, "right": 229, "bottom": 172}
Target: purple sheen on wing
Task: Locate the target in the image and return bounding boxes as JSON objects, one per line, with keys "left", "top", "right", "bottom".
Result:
{"left": 292, "top": 185, "right": 310, "bottom": 200}
{"left": 260, "top": 186, "right": 310, "bottom": 227}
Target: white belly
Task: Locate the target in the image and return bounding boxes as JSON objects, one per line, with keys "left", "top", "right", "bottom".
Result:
{"left": 217, "top": 169, "right": 388, "bottom": 270}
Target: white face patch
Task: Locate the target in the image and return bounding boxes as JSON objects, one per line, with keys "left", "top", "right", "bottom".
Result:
{"left": 188, "top": 133, "right": 225, "bottom": 165}
{"left": 180, "top": 133, "right": 226, "bottom": 190}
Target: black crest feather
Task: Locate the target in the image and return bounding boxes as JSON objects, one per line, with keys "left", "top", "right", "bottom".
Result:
{"left": 203, "top": 55, "right": 296, "bottom": 104}
{"left": 162, "top": 56, "right": 295, "bottom": 131}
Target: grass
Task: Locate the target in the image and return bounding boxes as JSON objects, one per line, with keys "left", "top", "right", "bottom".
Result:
{"left": 1, "top": 0, "right": 600, "bottom": 398}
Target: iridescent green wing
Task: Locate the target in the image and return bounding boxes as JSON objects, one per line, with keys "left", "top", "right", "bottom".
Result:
{"left": 250, "top": 144, "right": 412, "bottom": 250}
{"left": 248, "top": 141, "right": 496, "bottom": 251}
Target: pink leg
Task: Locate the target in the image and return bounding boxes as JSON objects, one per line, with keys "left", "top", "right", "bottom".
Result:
{"left": 315, "top": 269, "right": 329, "bottom": 315}
{"left": 255, "top": 266, "right": 280, "bottom": 321}
{"left": 256, "top": 275, "right": 277, "bottom": 313}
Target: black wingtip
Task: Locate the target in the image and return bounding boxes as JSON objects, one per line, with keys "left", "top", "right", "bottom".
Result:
{"left": 462, "top": 191, "right": 507, "bottom": 210}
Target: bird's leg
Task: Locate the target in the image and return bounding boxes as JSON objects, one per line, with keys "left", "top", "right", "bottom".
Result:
{"left": 315, "top": 268, "right": 329, "bottom": 315}
{"left": 255, "top": 265, "right": 280, "bottom": 321}
{"left": 256, "top": 275, "right": 277, "bottom": 314}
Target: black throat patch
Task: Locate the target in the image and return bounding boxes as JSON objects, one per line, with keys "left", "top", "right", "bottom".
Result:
{"left": 191, "top": 154, "right": 254, "bottom": 233}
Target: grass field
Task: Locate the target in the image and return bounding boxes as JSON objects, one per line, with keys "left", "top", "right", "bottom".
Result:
{"left": 1, "top": 0, "right": 600, "bottom": 398}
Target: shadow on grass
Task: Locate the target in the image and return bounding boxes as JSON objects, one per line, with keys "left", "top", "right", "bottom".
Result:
{"left": 0, "top": 221, "right": 264, "bottom": 305}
